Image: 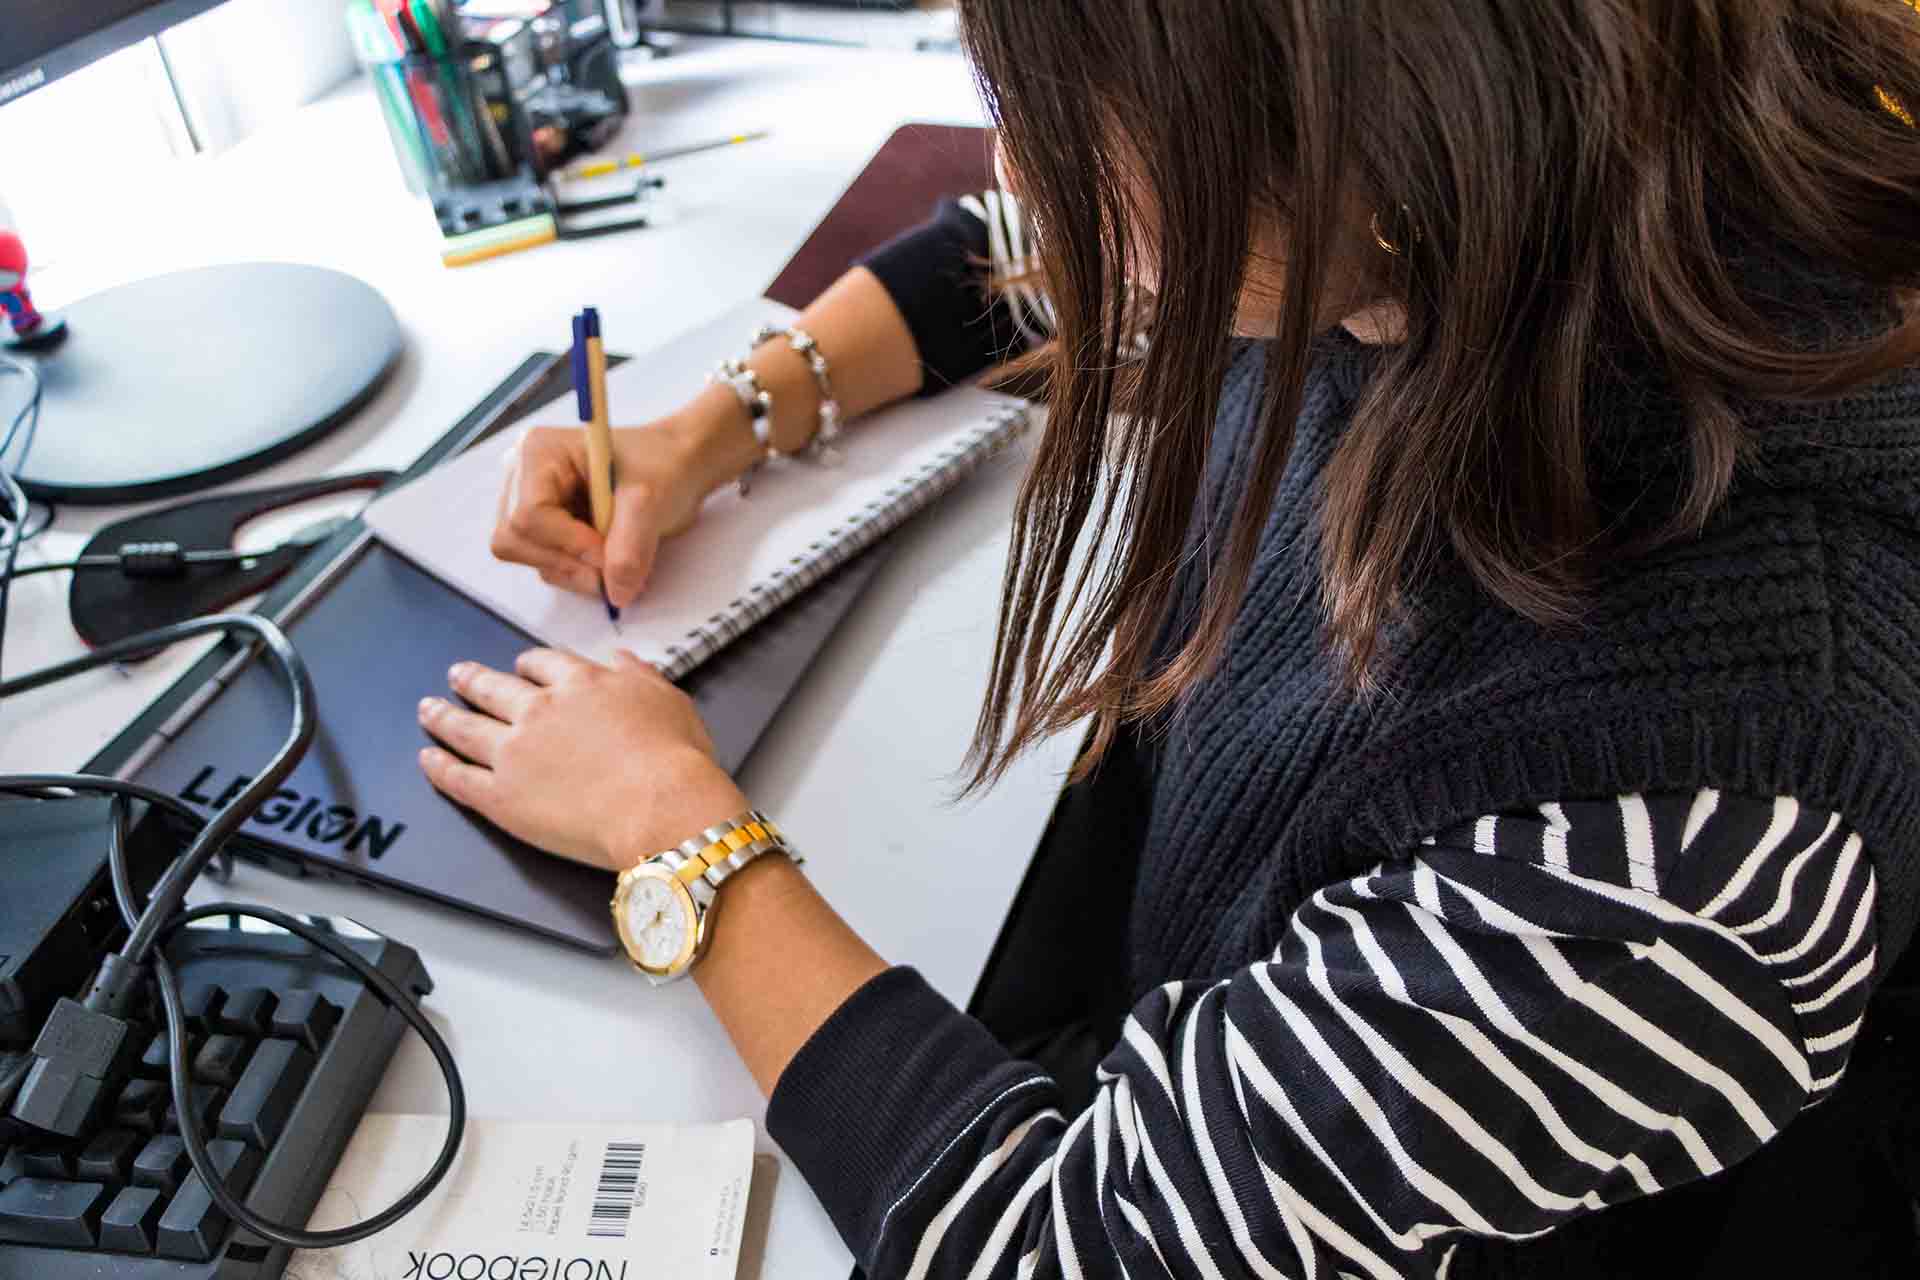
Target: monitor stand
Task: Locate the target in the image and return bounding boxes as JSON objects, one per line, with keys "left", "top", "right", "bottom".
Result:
{"left": 1, "top": 262, "right": 402, "bottom": 505}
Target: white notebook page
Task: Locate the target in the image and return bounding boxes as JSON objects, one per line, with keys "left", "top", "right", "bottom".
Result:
{"left": 365, "top": 297, "right": 1025, "bottom": 670}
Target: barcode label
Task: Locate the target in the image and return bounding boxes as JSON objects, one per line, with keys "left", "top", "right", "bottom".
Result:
{"left": 586, "top": 1141, "right": 646, "bottom": 1239}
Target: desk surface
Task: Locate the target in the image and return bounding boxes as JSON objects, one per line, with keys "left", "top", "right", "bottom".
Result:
{"left": 0, "top": 40, "right": 1077, "bottom": 1277}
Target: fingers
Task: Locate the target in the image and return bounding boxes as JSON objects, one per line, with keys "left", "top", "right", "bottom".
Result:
{"left": 417, "top": 696, "right": 508, "bottom": 765}
{"left": 515, "top": 647, "right": 595, "bottom": 685}
{"left": 490, "top": 428, "right": 606, "bottom": 574}
{"left": 536, "top": 557, "right": 604, "bottom": 597}
{"left": 492, "top": 522, "right": 602, "bottom": 595}
{"left": 448, "top": 661, "right": 540, "bottom": 721}
{"left": 418, "top": 746, "right": 496, "bottom": 813}
{"left": 602, "top": 481, "right": 662, "bottom": 608}
{"left": 508, "top": 500, "right": 605, "bottom": 567}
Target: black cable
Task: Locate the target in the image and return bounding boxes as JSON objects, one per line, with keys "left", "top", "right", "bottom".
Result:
{"left": 0, "top": 494, "right": 53, "bottom": 546}
{"left": 0, "top": 775, "right": 206, "bottom": 827}
{"left": 0, "top": 353, "right": 45, "bottom": 687}
{"left": 0, "top": 774, "right": 234, "bottom": 883}
{"left": 0, "top": 613, "right": 315, "bottom": 974}
{"left": 3, "top": 547, "right": 258, "bottom": 580}
{"left": 157, "top": 904, "right": 465, "bottom": 1249}
{"left": 97, "top": 793, "right": 465, "bottom": 1246}
{"left": 0, "top": 612, "right": 465, "bottom": 1247}
{"left": 105, "top": 795, "right": 140, "bottom": 931}
{"left": 0, "top": 520, "right": 354, "bottom": 591}
{"left": 0, "top": 354, "right": 39, "bottom": 459}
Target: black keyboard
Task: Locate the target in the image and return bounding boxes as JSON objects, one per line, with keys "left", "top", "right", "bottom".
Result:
{"left": 0, "top": 913, "right": 432, "bottom": 1279}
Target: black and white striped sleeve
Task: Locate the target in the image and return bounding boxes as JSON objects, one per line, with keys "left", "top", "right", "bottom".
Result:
{"left": 766, "top": 791, "right": 1879, "bottom": 1279}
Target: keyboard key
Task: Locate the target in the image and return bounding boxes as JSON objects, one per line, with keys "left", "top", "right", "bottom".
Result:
{"left": 114, "top": 1078, "right": 168, "bottom": 1132}
{"left": 77, "top": 1128, "right": 144, "bottom": 1184}
{"left": 220, "top": 1038, "right": 313, "bottom": 1149}
{"left": 20, "top": 1140, "right": 74, "bottom": 1179}
{"left": 99, "top": 1184, "right": 165, "bottom": 1254}
{"left": 156, "top": 1175, "right": 228, "bottom": 1261}
{"left": 164, "top": 1084, "right": 225, "bottom": 1137}
{"left": 0, "top": 1146, "right": 26, "bottom": 1186}
{"left": 138, "top": 1030, "right": 200, "bottom": 1080}
{"left": 216, "top": 988, "right": 277, "bottom": 1037}
{"left": 179, "top": 987, "right": 227, "bottom": 1038}
{"left": 154, "top": 1138, "right": 263, "bottom": 1262}
{"left": 0, "top": 1176, "right": 109, "bottom": 1247}
{"left": 138, "top": 1031, "right": 168, "bottom": 1079}
{"left": 204, "top": 1137, "right": 262, "bottom": 1199}
{"left": 132, "top": 1134, "right": 189, "bottom": 1194}
{"left": 193, "top": 1034, "right": 253, "bottom": 1088}
{"left": 271, "top": 991, "right": 342, "bottom": 1052}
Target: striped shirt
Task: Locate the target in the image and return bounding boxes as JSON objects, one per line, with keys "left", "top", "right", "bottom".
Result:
{"left": 767, "top": 790, "right": 1879, "bottom": 1279}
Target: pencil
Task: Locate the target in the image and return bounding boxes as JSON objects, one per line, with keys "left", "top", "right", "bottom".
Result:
{"left": 563, "top": 130, "right": 771, "bottom": 180}
{"left": 580, "top": 307, "right": 620, "bottom": 624}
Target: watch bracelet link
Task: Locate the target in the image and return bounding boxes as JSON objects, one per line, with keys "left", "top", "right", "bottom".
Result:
{"left": 654, "top": 810, "right": 800, "bottom": 906}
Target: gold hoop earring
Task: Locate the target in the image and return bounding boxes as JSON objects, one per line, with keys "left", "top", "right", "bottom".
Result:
{"left": 1370, "top": 206, "right": 1419, "bottom": 256}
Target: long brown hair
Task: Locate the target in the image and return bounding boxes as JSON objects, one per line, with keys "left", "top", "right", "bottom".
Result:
{"left": 960, "top": 0, "right": 1920, "bottom": 789}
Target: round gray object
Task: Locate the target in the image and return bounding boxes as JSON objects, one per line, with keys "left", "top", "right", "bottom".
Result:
{"left": 3, "top": 262, "right": 402, "bottom": 504}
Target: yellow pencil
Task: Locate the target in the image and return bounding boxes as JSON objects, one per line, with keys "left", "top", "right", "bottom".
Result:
{"left": 564, "top": 130, "right": 770, "bottom": 180}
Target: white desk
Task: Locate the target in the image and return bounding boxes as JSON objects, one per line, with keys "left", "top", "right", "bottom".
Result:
{"left": 0, "top": 40, "right": 1077, "bottom": 1276}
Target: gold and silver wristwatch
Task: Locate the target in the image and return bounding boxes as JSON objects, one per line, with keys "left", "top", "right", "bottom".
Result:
{"left": 609, "top": 811, "right": 797, "bottom": 985}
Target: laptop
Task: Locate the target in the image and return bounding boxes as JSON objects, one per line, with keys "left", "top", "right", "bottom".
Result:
{"left": 128, "top": 537, "right": 884, "bottom": 953}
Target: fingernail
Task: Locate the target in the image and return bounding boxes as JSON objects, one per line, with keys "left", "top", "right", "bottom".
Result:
{"left": 418, "top": 697, "right": 437, "bottom": 721}
{"left": 418, "top": 747, "right": 435, "bottom": 766}
{"left": 448, "top": 663, "right": 466, "bottom": 685}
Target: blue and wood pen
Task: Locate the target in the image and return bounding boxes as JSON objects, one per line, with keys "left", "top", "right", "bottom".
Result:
{"left": 572, "top": 308, "right": 620, "bottom": 624}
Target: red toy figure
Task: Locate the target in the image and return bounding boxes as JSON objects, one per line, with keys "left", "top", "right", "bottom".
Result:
{"left": 0, "top": 229, "right": 65, "bottom": 349}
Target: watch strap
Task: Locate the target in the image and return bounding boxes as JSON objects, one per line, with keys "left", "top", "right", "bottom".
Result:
{"left": 657, "top": 810, "right": 797, "bottom": 906}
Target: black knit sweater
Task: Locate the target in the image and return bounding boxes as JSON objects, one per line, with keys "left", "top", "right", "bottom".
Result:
{"left": 766, "top": 201, "right": 1920, "bottom": 1278}
{"left": 1146, "top": 328, "right": 1920, "bottom": 984}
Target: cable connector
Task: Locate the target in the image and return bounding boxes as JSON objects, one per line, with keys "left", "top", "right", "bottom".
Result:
{"left": 114, "top": 541, "right": 190, "bottom": 578}
{"left": 8, "top": 997, "right": 144, "bottom": 1137}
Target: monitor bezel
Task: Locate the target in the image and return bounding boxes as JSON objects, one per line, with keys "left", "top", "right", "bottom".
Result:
{"left": 0, "top": 0, "right": 231, "bottom": 109}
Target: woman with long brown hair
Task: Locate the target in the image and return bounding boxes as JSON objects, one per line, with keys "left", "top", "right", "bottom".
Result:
{"left": 415, "top": 2, "right": 1920, "bottom": 1274}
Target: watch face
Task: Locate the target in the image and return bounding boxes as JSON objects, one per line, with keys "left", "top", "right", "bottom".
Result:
{"left": 617, "top": 869, "right": 698, "bottom": 974}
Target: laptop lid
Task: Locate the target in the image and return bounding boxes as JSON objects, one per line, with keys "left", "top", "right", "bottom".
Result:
{"left": 129, "top": 537, "right": 884, "bottom": 953}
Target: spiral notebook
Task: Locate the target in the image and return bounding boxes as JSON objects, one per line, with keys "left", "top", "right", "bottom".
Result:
{"left": 363, "top": 297, "right": 1030, "bottom": 679}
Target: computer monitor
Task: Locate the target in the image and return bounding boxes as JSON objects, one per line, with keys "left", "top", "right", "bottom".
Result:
{"left": 0, "top": 1, "right": 402, "bottom": 503}
{"left": 1, "top": 1, "right": 234, "bottom": 107}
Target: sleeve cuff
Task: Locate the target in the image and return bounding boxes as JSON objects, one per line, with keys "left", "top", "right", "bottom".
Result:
{"left": 767, "top": 966, "right": 1056, "bottom": 1263}
{"left": 858, "top": 199, "right": 1028, "bottom": 395}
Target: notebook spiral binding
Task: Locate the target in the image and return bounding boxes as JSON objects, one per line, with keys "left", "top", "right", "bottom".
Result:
{"left": 657, "top": 399, "right": 1032, "bottom": 682}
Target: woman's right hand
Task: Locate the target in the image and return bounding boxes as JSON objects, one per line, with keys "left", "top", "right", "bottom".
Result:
{"left": 493, "top": 266, "right": 928, "bottom": 606}
{"left": 491, "top": 388, "right": 756, "bottom": 608}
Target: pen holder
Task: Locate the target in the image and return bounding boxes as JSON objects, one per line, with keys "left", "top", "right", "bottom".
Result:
{"left": 349, "top": 41, "right": 522, "bottom": 196}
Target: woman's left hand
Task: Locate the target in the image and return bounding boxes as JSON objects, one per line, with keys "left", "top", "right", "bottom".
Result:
{"left": 416, "top": 649, "right": 748, "bottom": 873}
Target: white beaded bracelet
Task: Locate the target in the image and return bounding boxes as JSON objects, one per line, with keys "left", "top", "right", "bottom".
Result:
{"left": 751, "top": 324, "right": 844, "bottom": 465}
{"left": 707, "top": 359, "right": 774, "bottom": 496}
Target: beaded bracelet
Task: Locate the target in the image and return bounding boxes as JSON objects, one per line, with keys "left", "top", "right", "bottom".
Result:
{"left": 751, "top": 324, "right": 844, "bottom": 465}
{"left": 706, "top": 359, "right": 774, "bottom": 496}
